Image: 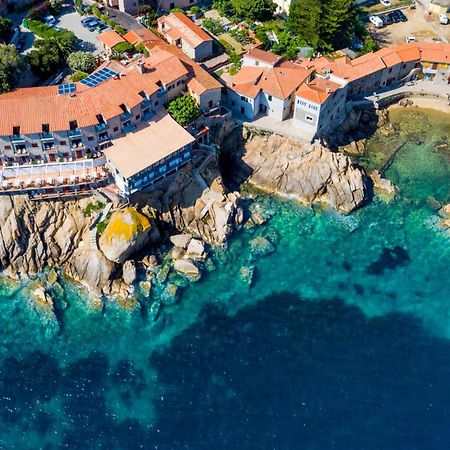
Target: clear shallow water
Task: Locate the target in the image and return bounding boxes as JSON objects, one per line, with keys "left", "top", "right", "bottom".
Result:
{"left": 0, "top": 110, "right": 449, "bottom": 449}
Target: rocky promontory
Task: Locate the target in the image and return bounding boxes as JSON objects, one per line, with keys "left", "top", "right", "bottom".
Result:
{"left": 221, "top": 129, "right": 368, "bottom": 213}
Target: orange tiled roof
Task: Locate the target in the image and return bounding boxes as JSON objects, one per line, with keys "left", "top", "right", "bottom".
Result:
{"left": 124, "top": 28, "right": 163, "bottom": 47}
{"left": 143, "top": 48, "right": 189, "bottom": 85}
{"left": 0, "top": 71, "right": 159, "bottom": 136}
{"left": 245, "top": 48, "right": 281, "bottom": 66}
{"left": 97, "top": 30, "right": 126, "bottom": 49}
{"left": 228, "top": 62, "right": 311, "bottom": 99}
{"left": 158, "top": 12, "right": 212, "bottom": 49}
{"left": 154, "top": 44, "right": 222, "bottom": 93}
{"left": 296, "top": 77, "right": 341, "bottom": 104}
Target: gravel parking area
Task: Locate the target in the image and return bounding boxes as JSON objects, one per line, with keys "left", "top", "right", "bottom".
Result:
{"left": 369, "top": 5, "right": 450, "bottom": 46}
{"left": 57, "top": 6, "right": 103, "bottom": 54}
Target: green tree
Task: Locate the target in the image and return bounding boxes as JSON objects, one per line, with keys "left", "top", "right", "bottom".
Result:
{"left": 231, "top": 0, "right": 276, "bottom": 21}
{"left": 288, "top": 0, "right": 322, "bottom": 48}
{"left": 271, "top": 31, "right": 301, "bottom": 59}
{"left": 0, "top": 17, "right": 12, "bottom": 40}
{"left": 0, "top": 44, "right": 23, "bottom": 93}
{"left": 212, "top": 0, "right": 235, "bottom": 16}
{"left": 27, "top": 40, "right": 62, "bottom": 77}
{"left": 67, "top": 51, "right": 97, "bottom": 73}
{"left": 167, "top": 95, "right": 200, "bottom": 126}
{"left": 49, "top": 0, "right": 64, "bottom": 14}
{"left": 288, "top": 0, "right": 358, "bottom": 50}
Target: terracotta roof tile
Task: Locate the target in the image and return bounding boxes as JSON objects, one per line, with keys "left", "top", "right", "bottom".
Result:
{"left": 158, "top": 12, "right": 212, "bottom": 49}
{"left": 245, "top": 48, "right": 281, "bottom": 65}
{"left": 97, "top": 30, "right": 126, "bottom": 49}
{"left": 0, "top": 71, "right": 159, "bottom": 136}
{"left": 296, "top": 77, "right": 341, "bottom": 104}
{"left": 124, "top": 28, "right": 163, "bottom": 46}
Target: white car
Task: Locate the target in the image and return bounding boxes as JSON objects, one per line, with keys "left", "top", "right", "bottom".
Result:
{"left": 439, "top": 13, "right": 448, "bottom": 25}
{"left": 380, "top": 0, "right": 391, "bottom": 6}
{"left": 369, "top": 15, "right": 384, "bottom": 27}
{"left": 405, "top": 36, "right": 416, "bottom": 43}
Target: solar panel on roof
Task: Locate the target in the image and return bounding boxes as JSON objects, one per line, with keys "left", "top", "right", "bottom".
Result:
{"left": 57, "top": 83, "right": 76, "bottom": 95}
{"left": 80, "top": 68, "right": 118, "bottom": 88}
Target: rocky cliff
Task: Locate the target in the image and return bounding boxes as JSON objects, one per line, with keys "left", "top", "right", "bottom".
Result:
{"left": 0, "top": 155, "right": 243, "bottom": 298}
{"left": 221, "top": 129, "right": 368, "bottom": 213}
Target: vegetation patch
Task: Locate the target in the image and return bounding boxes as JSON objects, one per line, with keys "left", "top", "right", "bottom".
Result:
{"left": 167, "top": 95, "right": 201, "bottom": 126}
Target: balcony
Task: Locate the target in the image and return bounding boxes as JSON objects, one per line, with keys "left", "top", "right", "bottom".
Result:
{"left": 14, "top": 147, "right": 29, "bottom": 156}
{"left": 70, "top": 139, "right": 85, "bottom": 149}
{"left": 122, "top": 122, "right": 136, "bottom": 134}
{"left": 43, "top": 141, "right": 57, "bottom": 152}
{"left": 11, "top": 134, "right": 25, "bottom": 144}
{"left": 157, "top": 88, "right": 167, "bottom": 98}
{"left": 68, "top": 128, "right": 82, "bottom": 139}
{"left": 120, "top": 111, "right": 133, "bottom": 122}
{"left": 141, "top": 98, "right": 151, "bottom": 109}
{"left": 98, "top": 133, "right": 111, "bottom": 143}
{"left": 95, "top": 123, "right": 109, "bottom": 133}
{"left": 41, "top": 132, "right": 54, "bottom": 142}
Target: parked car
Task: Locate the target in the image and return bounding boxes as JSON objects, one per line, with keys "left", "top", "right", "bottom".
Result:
{"left": 380, "top": 0, "right": 391, "bottom": 6}
{"left": 95, "top": 23, "right": 109, "bottom": 33}
{"left": 388, "top": 12, "right": 400, "bottom": 23}
{"left": 439, "top": 13, "right": 449, "bottom": 25}
{"left": 369, "top": 15, "right": 384, "bottom": 28}
{"left": 44, "top": 15, "right": 57, "bottom": 26}
{"left": 381, "top": 14, "right": 393, "bottom": 25}
{"left": 81, "top": 16, "right": 96, "bottom": 26}
{"left": 405, "top": 36, "right": 416, "bottom": 43}
{"left": 397, "top": 10, "right": 408, "bottom": 21}
{"left": 87, "top": 20, "right": 101, "bottom": 31}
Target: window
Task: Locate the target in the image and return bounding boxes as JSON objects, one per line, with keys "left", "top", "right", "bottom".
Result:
{"left": 208, "top": 100, "right": 213, "bottom": 108}
{"left": 306, "top": 115, "right": 314, "bottom": 122}
{"left": 154, "top": 101, "right": 159, "bottom": 106}
{"left": 4, "top": 145, "right": 11, "bottom": 150}
{"left": 60, "top": 140, "right": 67, "bottom": 145}
{"left": 268, "top": 95, "right": 272, "bottom": 101}
{"left": 231, "top": 101, "right": 236, "bottom": 106}
{"left": 170, "top": 2, "right": 175, "bottom": 8}
{"left": 255, "top": 61, "right": 259, "bottom": 66}
{"left": 136, "top": 114, "right": 140, "bottom": 120}
{"left": 69, "top": 120, "right": 78, "bottom": 130}
{"left": 31, "top": 143, "right": 38, "bottom": 148}
{"left": 42, "top": 124, "right": 50, "bottom": 133}
{"left": 12, "top": 126, "right": 20, "bottom": 135}
{"left": 113, "top": 127, "right": 119, "bottom": 132}
{"left": 88, "top": 136, "right": 94, "bottom": 141}
{"left": 388, "top": 68, "right": 393, "bottom": 74}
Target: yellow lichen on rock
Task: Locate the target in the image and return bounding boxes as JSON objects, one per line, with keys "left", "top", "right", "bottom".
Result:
{"left": 99, "top": 207, "right": 152, "bottom": 263}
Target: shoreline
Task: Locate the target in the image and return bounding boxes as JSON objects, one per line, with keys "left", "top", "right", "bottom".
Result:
{"left": 388, "top": 97, "right": 450, "bottom": 115}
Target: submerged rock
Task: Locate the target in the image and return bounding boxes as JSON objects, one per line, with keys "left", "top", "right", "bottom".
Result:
{"left": 29, "top": 281, "right": 60, "bottom": 337}
{"left": 186, "top": 239, "right": 206, "bottom": 260}
{"left": 161, "top": 283, "right": 179, "bottom": 305}
{"left": 250, "top": 236, "right": 275, "bottom": 257}
{"left": 139, "top": 280, "right": 152, "bottom": 297}
{"left": 370, "top": 170, "right": 397, "bottom": 198}
{"left": 149, "top": 300, "right": 162, "bottom": 322}
{"left": 239, "top": 265, "right": 255, "bottom": 286}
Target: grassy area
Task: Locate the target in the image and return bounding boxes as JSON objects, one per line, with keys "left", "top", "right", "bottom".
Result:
{"left": 83, "top": 202, "right": 105, "bottom": 217}
{"left": 359, "top": 0, "right": 412, "bottom": 15}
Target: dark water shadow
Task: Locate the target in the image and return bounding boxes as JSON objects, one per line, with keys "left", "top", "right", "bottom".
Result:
{"left": 1, "top": 293, "right": 450, "bottom": 449}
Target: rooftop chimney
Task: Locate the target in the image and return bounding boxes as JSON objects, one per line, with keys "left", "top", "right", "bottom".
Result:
{"left": 137, "top": 60, "right": 147, "bottom": 74}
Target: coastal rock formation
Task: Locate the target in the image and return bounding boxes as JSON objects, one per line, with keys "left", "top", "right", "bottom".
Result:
{"left": 99, "top": 207, "right": 152, "bottom": 263}
{"left": 223, "top": 131, "right": 367, "bottom": 213}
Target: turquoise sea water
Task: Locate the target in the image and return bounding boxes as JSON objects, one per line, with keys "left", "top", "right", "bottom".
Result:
{"left": 0, "top": 110, "right": 449, "bottom": 449}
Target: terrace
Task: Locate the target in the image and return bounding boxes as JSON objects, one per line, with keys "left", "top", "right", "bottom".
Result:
{"left": 0, "top": 158, "right": 109, "bottom": 195}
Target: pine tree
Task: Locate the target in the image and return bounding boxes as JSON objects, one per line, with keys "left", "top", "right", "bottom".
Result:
{"left": 288, "top": 0, "right": 322, "bottom": 48}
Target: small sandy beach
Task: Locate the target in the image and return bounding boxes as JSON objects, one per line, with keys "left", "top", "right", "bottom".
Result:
{"left": 389, "top": 97, "right": 450, "bottom": 115}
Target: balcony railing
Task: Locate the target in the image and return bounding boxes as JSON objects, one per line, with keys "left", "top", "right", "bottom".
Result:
{"left": 43, "top": 142, "right": 57, "bottom": 151}
{"left": 122, "top": 122, "right": 136, "bottom": 134}
{"left": 41, "top": 132, "right": 54, "bottom": 142}
{"left": 95, "top": 123, "right": 109, "bottom": 132}
{"left": 120, "top": 111, "right": 133, "bottom": 122}
{"left": 141, "top": 98, "right": 151, "bottom": 109}
{"left": 157, "top": 88, "right": 167, "bottom": 98}
{"left": 98, "top": 133, "right": 111, "bottom": 143}
{"left": 11, "top": 134, "right": 25, "bottom": 144}
{"left": 68, "top": 128, "right": 82, "bottom": 138}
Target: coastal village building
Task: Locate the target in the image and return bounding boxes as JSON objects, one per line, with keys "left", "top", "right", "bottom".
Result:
{"left": 226, "top": 48, "right": 312, "bottom": 121}
{"left": 227, "top": 43, "right": 450, "bottom": 140}
{"left": 157, "top": 0, "right": 198, "bottom": 15}
{"left": 97, "top": 29, "right": 126, "bottom": 54}
{"left": 101, "top": 0, "right": 138, "bottom": 15}
{"left": 157, "top": 13, "right": 214, "bottom": 62}
{"left": 0, "top": 35, "right": 222, "bottom": 198}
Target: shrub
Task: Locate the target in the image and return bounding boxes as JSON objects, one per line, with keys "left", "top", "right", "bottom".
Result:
{"left": 229, "top": 28, "right": 253, "bottom": 45}
{"left": 83, "top": 202, "right": 105, "bottom": 217}
{"left": 114, "top": 25, "right": 126, "bottom": 35}
{"left": 27, "top": 40, "right": 63, "bottom": 77}
{"left": 68, "top": 51, "right": 97, "bottom": 73}
{"left": 218, "top": 38, "right": 234, "bottom": 55}
{"left": 70, "top": 70, "right": 88, "bottom": 82}
{"left": 112, "top": 41, "right": 134, "bottom": 55}
{"left": 0, "top": 44, "right": 23, "bottom": 93}
{"left": 202, "top": 18, "right": 223, "bottom": 35}
{"left": 167, "top": 95, "right": 200, "bottom": 126}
